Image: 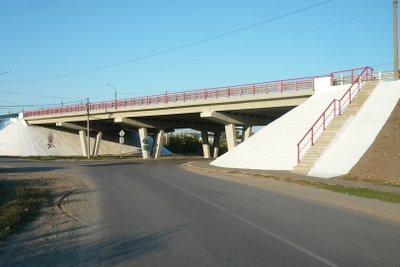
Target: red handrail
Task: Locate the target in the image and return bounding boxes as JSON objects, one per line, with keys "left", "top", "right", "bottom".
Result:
{"left": 23, "top": 75, "right": 318, "bottom": 118}
{"left": 296, "top": 66, "right": 373, "bottom": 163}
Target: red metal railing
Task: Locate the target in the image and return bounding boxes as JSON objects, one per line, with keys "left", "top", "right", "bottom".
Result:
{"left": 296, "top": 66, "right": 373, "bottom": 163}
{"left": 23, "top": 76, "right": 317, "bottom": 118}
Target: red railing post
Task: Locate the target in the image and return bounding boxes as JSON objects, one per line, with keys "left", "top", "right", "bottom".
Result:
{"left": 323, "top": 112, "right": 326, "bottom": 130}
{"left": 253, "top": 84, "right": 256, "bottom": 95}
{"left": 280, "top": 81, "right": 284, "bottom": 92}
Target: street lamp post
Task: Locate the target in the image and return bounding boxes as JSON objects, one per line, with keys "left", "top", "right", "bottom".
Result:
{"left": 86, "top": 98, "right": 90, "bottom": 159}
{"left": 52, "top": 96, "right": 64, "bottom": 106}
{"left": 394, "top": 0, "right": 399, "bottom": 80}
{"left": 106, "top": 83, "right": 118, "bottom": 110}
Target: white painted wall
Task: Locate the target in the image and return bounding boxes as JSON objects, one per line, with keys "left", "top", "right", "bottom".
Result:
{"left": 0, "top": 118, "right": 141, "bottom": 156}
{"left": 314, "top": 77, "right": 331, "bottom": 92}
{"left": 211, "top": 84, "right": 350, "bottom": 170}
{"left": 309, "top": 80, "right": 400, "bottom": 177}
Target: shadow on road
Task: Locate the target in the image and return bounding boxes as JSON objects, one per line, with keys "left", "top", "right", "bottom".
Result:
{"left": 78, "top": 161, "right": 141, "bottom": 168}
{"left": 5, "top": 224, "right": 185, "bottom": 266}
{"left": 0, "top": 166, "right": 62, "bottom": 174}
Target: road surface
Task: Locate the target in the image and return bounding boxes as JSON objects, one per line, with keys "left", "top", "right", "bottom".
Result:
{"left": 1, "top": 158, "right": 400, "bottom": 266}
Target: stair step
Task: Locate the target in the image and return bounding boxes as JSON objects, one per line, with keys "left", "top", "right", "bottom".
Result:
{"left": 293, "top": 80, "right": 379, "bottom": 174}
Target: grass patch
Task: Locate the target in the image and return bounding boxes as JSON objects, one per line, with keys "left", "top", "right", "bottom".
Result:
{"left": 0, "top": 180, "right": 49, "bottom": 240}
{"left": 313, "top": 183, "right": 400, "bottom": 203}
{"left": 338, "top": 174, "right": 400, "bottom": 187}
{"left": 245, "top": 173, "right": 400, "bottom": 203}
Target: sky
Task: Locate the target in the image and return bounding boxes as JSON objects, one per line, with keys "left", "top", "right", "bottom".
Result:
{"left": 0, "top": 0, "right": 396, "bottom": 114}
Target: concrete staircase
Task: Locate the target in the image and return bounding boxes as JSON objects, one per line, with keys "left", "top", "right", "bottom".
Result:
{"left": 292, "top": 80, "right": 379, "bottom": 175}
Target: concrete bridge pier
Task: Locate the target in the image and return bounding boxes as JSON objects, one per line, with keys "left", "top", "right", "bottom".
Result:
{"left": 242, "top": 126, "right": 252, "bottom": 141}
{"left": 212, "top": 131, "right": 221, "bottom": 158}
{"left": 79, "top": 130, "right": 89, "bottom": 157}
{"left": 152, "top": 129, "right": 165, "bottom": 159}
{"left": 201, "top": 131, "right": 211, "bottom": 159}
{"left": 224, "top": 124, "right": 238, "bottom": 151}
{"left": 138, "top": 128, "right": 151, "bottom": 159}
{"left": 92, "top": 132, "right": 103, "bottom": 157}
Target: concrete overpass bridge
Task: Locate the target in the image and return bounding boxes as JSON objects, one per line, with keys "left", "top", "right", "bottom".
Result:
{"left": 22, "top": 74, "right": 335, "bottom": 159}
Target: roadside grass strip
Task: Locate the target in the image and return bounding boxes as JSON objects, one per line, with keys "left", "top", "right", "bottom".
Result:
{"left": 313, "top": 183, "right": 400, "bottom": 203}
{"left": 0, "top": 180, "right": 49, "bottom": 240}
{"left": 245, "top": 173, "right": 400, "bottom": 204}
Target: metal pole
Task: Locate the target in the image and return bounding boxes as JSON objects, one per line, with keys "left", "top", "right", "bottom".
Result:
{"left": 106, "top": 83, "right": 118, "bottom": 110}
{"left": 395, "top": 0, "right": 399, "bottom": 80}
{"left": 86, "top": 98, "right": 90, "bottom": 159}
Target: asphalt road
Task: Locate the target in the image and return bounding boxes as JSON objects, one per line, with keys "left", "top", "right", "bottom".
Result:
{"left": 2, "top": 158, "right": 400, "bottom": 266}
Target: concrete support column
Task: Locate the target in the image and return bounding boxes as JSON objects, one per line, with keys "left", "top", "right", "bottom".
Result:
{"left": 201, "top": 130, "right": 211, "bottom": 159}
{"left": 92, "top": 132, "right": 103, "bottom": 157}
{"left": 243, "top": 126, "right": 253, "bottom": 141}
{"left": 152, "top": 129, "right": 165, "bottom": 159}
{"left": 79, "top": 130, "right": 88, "bottom": 157}
{"left": 212, "top": 131, "right": 221, "bottom": 159}
{"left": 138, "top": 128, "right": 150, "bottom": 159}
{"left": 224, "top": 124, "right": 237, "bottom": 151}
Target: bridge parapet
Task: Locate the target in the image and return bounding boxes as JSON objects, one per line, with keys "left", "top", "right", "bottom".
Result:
{"left": 22, "top": 75, "right": 319, "bottom": 119}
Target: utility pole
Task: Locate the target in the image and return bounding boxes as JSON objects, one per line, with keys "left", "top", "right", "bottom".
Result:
{"left": 394, "top": 0, "right": 399, "bottom": 80}
{"left": 86, "top": 98, "right": 90, "bottom": 159}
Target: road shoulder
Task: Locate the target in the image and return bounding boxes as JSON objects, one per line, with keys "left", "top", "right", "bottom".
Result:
{"left": 182, "top": 160, "right": 400, "bottom": 223}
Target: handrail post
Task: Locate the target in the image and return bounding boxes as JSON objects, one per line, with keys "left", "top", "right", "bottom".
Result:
{"left": 311, "top": 128, "right": 314, "bottom": 145}
{"left": 297, "top": 144, "right": 300, "bottom": 163}
{"left": 334, "top": 100, "right": 336, "bottom": 116}
{"left": 349, "top": 89, "right": 352, "bottom": 104}
{"left": 280, "top": 81, "right": 284, "bottom": 92}
{"left": 351, "top": 69, "right": 354, "bottom": 83}
{"left": 323, "top": 112, "right": 326, "bottom": 130}
{"left": 312, "top": 77, "right": 315, "bottom": 91}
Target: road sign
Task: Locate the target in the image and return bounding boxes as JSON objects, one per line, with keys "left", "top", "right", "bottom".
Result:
{"left": 119, "top": 130, "right": 125, "bottom": 137}
{"left": 119, "top": 137, "right": 125, "bottom": 144}
{"left": 47, "top": 133, "right": 55, "bottom": 149}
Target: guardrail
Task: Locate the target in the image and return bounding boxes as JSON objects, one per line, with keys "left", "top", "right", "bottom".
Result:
{"left": 23, "top": 76, "right": 317, "bottom": 118}
{"left": 296, "top": 66, "right": 373, "bottom": 163}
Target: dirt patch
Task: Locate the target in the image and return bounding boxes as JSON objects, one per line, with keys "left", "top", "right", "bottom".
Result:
{"left": 0, "top": 169, "right": 98, "bottom": 266}
{"left": 346, "top": 99, "right": 400, "bottom": 185}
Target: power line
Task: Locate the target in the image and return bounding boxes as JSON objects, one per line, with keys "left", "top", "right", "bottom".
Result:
{"left": 0, "top": 0, "right": 333, "bottom": 84}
